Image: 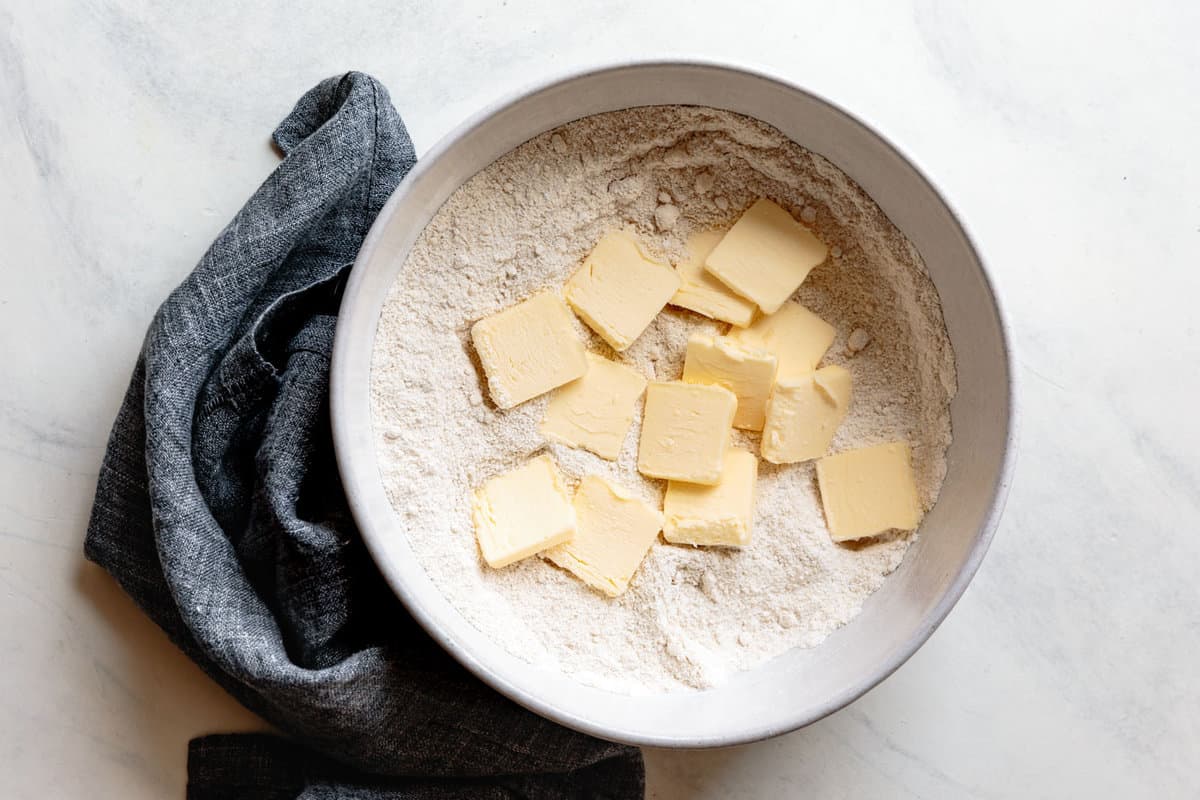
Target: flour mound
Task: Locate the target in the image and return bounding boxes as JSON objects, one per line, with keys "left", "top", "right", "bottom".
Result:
{"left": 370, "top": 106, "right": 956, "bottom": 694}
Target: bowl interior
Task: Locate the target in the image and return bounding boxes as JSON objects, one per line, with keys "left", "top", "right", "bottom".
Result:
{"left": 332, "top": 62, "right": 1014, "bottom": 747}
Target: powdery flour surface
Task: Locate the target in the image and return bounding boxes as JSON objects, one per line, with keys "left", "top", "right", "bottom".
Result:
{"left": 370, "top": 106, "right": 957, "bottom": 693}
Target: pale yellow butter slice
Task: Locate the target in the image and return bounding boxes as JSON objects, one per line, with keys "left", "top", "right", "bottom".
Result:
{"left": 540, "top": 353, "right": 647, "bottom": 460}
{"left": 663, "top": 448, "right": 758, "bottom": 547}
{"left": 704, "top": 198, "right": 828, "bottom": 314}
{"left": 815, "top": 442, "right": 923, "bottom": 542}
{"left": 728, "top": 301, "right": 836, "bottom": 381}
{"left": 681, "top": 333, "right": 778, "bottom": 432}
{"left": 471, "top": 454, "right": 576, "bottom": 568}
{"left": 542, "top": 475, "right": 663, "bottom": 597}
{"left": 637, "top": 381, "right": 736, "bottom": 485}
{"left": 761, "top": 365, "right": 852, "bottom": 464}
{"left": 565, "top": 231, "right": 681, "bottom": 351}
{"left": 470, "top": 290, "right": 588, "bottom": 409}
{"left": 669, "top": 229, "right": 757, "bottom": 327}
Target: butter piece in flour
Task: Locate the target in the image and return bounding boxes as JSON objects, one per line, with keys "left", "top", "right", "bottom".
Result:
{"left": 471, "top": 454, "right": 576, "bottom": 567}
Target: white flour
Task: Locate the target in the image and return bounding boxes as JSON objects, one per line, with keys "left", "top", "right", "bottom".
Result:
{"left": 370, "top": 106, "right": 956, "bottom": 693}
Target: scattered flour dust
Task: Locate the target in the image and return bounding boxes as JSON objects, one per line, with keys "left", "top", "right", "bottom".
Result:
{"left": 370, "top": 106, "right": 956, "bottom": 694}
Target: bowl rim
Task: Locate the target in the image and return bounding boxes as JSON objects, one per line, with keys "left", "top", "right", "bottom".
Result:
{"left": 331, "top": 57, "right": 1020, "bottom": 748}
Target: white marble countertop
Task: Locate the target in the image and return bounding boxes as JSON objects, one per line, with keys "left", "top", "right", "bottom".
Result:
{"left": 3, "top": 1, "right": 1198, "bottom": 796}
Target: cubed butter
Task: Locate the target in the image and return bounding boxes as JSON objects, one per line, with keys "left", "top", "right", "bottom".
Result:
{"left": 815, "top": 442, "right": 923, "bottom": 542}
{"left": 471, "top": 454, "right": 576, "bottom": 568}
{"left": 669, "top": 229, "right": 757, "bottom": 327}
{"left": 470, "top": 290, "right": 588, "bottom": 409}
{"left": 540, "top": 353, "right": 647, "bottom": 460}
{"left": 728, "top": 301, "right": 836, "bottom": 380}
{"left": 542, "top": 475, "right": 663, "bottom": 596}
{"left": 663, "top": 448, "right": 758, "bottom": 547}
{"left": 681, "top": 333, "right": 778, "bottom": 431}
{"left": 565, "top": 230, "right": 681, "bottom": 351}
{"left": 637, "top": 381, "right": 736, "bottom": 485}
{"left": 705, "top": 198, "right": 828, "bottom": 314}
{"left": 761, "top": 365, "right": 852, "bottom": 463}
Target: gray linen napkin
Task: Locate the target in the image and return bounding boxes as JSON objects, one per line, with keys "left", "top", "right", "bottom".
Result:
{"left": 84, "top": 71, "right": 644, "bottom": 800}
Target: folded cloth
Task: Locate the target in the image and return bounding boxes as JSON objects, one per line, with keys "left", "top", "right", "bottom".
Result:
{"left": 84, "top": 72, "right": 644, "bottom": 800}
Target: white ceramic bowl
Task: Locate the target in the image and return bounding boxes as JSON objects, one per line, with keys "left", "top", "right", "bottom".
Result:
{"left": 331, "top": 61, "right": 1017, "bottom": 747}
